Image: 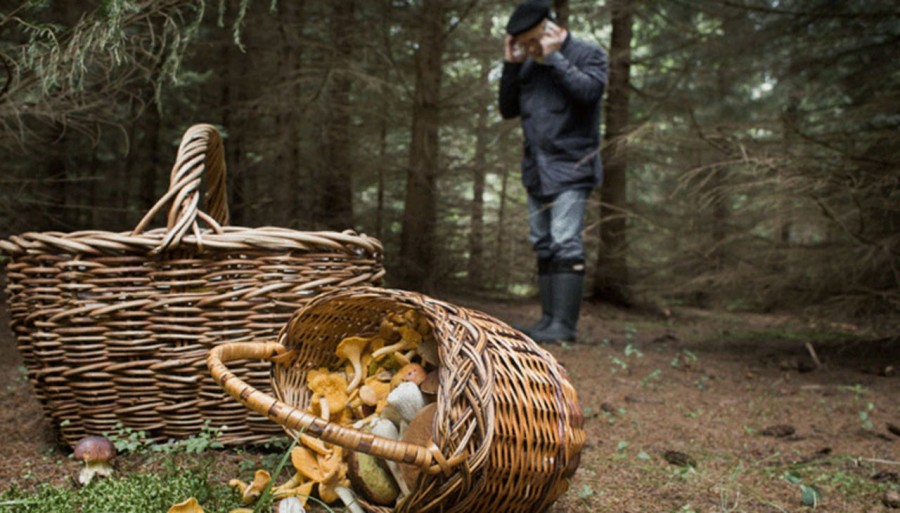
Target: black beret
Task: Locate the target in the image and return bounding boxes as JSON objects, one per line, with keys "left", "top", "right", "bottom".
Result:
{"left": 506, "top": 1, "right": 550, "bottom": 36}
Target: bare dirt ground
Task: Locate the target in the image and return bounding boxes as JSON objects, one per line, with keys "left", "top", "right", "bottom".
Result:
{"left": 1, "top": 295, "right": 898, "bottom": 512}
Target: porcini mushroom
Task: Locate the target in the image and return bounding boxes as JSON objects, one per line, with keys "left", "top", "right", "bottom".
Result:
{"left": 228, "top": 469, "right": 272, "bottom": 504}
{"left": 399, "top": 403, "right": 438, "bottom": 488}
{"left": 420, "top": 370, "right": 440, "bottom": 396}
{"left": 384, "top": 381, "right": 426, "bottom": 426}
{"left": 335, "top": 485, "right": 365, "bottom": 513}
{"left": 274, "top": 497, "right": 307, "bottom": 513}
{"left": 370, "top": 417, "right": 411, "bottom": 497}
{"left": 335, "top": 336, "right": 370, "bottom": 392}
{"left": 347, "top": 450, "right": 400, "bottom": 505}
{"left": 73, "top": 435, "right": 116, "bottom": 485}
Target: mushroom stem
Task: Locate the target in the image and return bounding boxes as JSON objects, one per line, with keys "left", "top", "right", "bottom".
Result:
{"left": 371, "top": 418, "right": 411, "bottom": 497}
{"left": 319, "top": 397, "right": 330, "bottom": 422}
{"left": 335, "top": 486, "right": 365, "bottom": 513}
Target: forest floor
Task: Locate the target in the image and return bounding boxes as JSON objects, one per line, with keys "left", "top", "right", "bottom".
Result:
{"left": 1, "top": 296, "right": 898, "bottom": 513}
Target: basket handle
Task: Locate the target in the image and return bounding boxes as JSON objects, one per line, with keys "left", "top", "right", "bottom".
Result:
{"left": 132, "top": 124, "right": 230, "bottom": 254}
{"left": 208, "top": 342, "right": 464, "bottom": 476}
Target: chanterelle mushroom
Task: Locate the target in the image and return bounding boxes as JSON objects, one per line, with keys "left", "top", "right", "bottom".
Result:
{"left": 73, "top": 435, "right": 116, "bottom": 485}
{"left": 371, "top": 326, "right": 421, "bottom": 361}
{"left": 167, "top": 497, "right": 205, "bottom": 513}
{"left": 228, "top": 469, "right": 272, "bottom": 504}
{"left": 335, "top": 336, "right": 370, "bottom": 392}
{"left": 307, "top": 368, "right": 349, "bottom": 421}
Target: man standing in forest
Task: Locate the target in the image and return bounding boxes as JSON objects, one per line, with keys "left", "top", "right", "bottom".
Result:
{"left": 499, "top": 1, "right": 608, "bottom": 343}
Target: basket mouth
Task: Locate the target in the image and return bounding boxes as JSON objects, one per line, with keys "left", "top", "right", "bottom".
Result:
{"left": 271, "top": 288, "right": 462, "bottom": 423}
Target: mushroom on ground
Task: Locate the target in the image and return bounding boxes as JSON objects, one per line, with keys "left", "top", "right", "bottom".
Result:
{"left": 335, "top": 485, "right": 365, "bottom": 513}
{"left": 228, "top": 469, "right": 272, "bottom": 504}
{"left": 167, "top": 497, "right": 205, "bottom": 513}
{"left": 274, "top": 497, "right": 307, "bottom": 513}
{"left": 335, "top": 336, "right": 370, "bottom": 392}
{"left": 316, "top": 445, "right": 351, "bottom": 504}
{"left": 73, "top": 435, "right": 116, "bottom": 485}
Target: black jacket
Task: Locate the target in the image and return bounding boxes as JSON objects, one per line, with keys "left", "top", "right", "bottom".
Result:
{"left": 499, "top": 34, "right": 608, "bottom": 198}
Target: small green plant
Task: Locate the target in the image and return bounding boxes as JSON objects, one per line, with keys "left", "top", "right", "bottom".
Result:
{"left": 640, "top": 368, "right": 662, "bottom": 389}
{"left": 671, "top": 350, "right": 699, "bottom": 369}
{"left": 609, "top": 356, "right": 628, "bottom": 374}
{"left": 0, "top": 463, "right": 239, "bottom": 513}
{"left": 624, "top": 343, "right": 643, "bottom": 358}
{"left": 783, "top": 471, "right": 823, "bottom": 508}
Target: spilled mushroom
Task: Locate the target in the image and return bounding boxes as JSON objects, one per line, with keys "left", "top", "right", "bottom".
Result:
{"left": 73, "top": 435, "right": 116, "bottom": 485}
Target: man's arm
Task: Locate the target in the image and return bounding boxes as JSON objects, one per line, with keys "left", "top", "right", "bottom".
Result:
{"left": 499, "top": 61, "right": 523, "bottom": 119}
{"left": 499, "top": 35, "right": 524, "bottom": 119}
{"left": 543, "top": 46, "right": 608, "bottom": 105}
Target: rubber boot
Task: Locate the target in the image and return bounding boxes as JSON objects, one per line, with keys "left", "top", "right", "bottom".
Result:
{"left": 515, "top": 259, "right": 552, "bottom": 337}
{"left": 529, "top": 260, "right": 585, "bottom": 343}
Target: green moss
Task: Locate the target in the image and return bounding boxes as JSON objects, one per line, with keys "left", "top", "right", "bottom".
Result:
{"left": 0, "top": 465, "right": 240, "bottom": 513}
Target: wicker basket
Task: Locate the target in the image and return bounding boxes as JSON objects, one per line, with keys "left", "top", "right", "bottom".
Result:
{"left": 208, "top": 287, "right": 585, "bottom": 513}
{"left": 0, "top": 124, "right": 384, "bottom": 447}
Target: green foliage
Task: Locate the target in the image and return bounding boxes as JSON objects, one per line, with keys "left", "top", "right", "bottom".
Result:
{"left": 0, "top": 464, "right": 238, "bottom": 513}
{"left": 102, "top": 422, "right": 224, "bottom": 456}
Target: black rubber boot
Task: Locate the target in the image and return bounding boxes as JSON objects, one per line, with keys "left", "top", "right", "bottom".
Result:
{"left": 529, "top": 260, "right": 585, "bottom": 343}
{"left": 515, "top": 259, "right": 552, "bottom": 337}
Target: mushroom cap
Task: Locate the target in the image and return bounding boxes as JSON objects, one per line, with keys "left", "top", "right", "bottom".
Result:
{"left": 73, "top": 436, "right": 116, "bottom": 463}
{"left": 336, "top": 336, "right": 369, "bottom": 357}
{"left": 167, "top": 497, "right": 205, "bottom": 513}
{"left": 399, "top": 402, "right": 438, "bottom": 487}
{"left": 391, "top": 363, "right": 427, "bottom": 388}
{"left": 420, "top": 370, "right": 440, "bottom": 395}
{"left": 348, "top": 451, "right": 400, "bottom": 505}
{"left": 306, "top": 368, "right": 349, "bottom": 416}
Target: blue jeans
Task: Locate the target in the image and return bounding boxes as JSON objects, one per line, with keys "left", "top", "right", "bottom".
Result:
{"left": 527, "top": 188, "right": 591, "bottom": 262}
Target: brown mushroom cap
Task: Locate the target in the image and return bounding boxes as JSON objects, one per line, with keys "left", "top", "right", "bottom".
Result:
{"left": 399, "top": 403, "right": 438, "bottom": 487}
{"left": 390, "top": 363, "right": 427, "bottom": 388}
{"left": 73, "top": 436, "right": 116, "bottom": 463}
{"left": 420, "top": 370, "right": 440, "bottom": 395}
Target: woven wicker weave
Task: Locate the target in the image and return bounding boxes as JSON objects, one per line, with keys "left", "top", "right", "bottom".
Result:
{"left": 0, "top": 124, "right": 384, "bottom": 447}
{"left": 208, "top": 287, "right": 585, "bottom": 513}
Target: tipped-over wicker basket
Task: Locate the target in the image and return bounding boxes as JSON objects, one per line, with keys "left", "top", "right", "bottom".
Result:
{"left": 0, "top": 124, "right": 384, "bottom": 447}
{"left": 208, "top": 287, "right": 585, "bottom": 513}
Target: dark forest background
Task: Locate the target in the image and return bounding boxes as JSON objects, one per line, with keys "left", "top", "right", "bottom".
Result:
{"left": 0, "top": 0, "right": 897, "bottom": 322}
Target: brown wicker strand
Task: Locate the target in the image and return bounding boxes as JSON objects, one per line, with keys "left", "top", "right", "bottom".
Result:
{"left": 1, "top": 124, "right": 384, "bottom": 447}
{"left": 208, "top": 287, "right": 585, "bottom": 513}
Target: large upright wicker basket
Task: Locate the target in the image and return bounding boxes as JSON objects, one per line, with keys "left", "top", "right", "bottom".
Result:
{"left": 208, "top": 287, "right": 585, "bottom": 513}
{"left": 0, "top": 124, "right": 384, "bottom": 447}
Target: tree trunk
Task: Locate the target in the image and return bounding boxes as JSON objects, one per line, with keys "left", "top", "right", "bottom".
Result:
{"left": 467, "top": 14, "right": 491, "bottom": 289}
{"left": 319, "top": 0, "right": 355, "bottom": 231}
{"left": 398, "top": 0, "right": 447, "bottom": 290}
{"left": 495, "top": 164, "right": 511, "bottom": 290}
{"left": 593, "top": 0, "right": 633, "bottom": 306}
{"left": 222, "top": 37, "right": 246, "bottom": 226}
